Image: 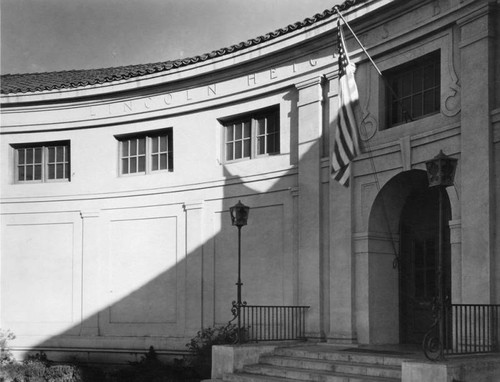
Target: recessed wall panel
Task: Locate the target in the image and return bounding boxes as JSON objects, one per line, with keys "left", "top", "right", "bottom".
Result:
{"left": 1, "top": 223, "right": 74, "bottom": 323}
{"left": 109, "top": 216, "right": 177, "bottom": 323}
{"left": 214, "top": 204, "right": 284, "bottom": 323}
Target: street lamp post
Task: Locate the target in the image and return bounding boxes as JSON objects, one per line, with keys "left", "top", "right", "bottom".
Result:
{"left": 423, "top": 150, "right": 457, "bottom": 361}
{"left": 229, "top": 200, "right": 250, "bottom": 343}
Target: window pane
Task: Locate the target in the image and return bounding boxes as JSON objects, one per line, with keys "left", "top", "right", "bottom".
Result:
{"left": 49, "top": 147, "right": 55, "bottom": 162}
{"left": 35, "top": 165, "right": 42, "bottom": 180}
{"left": 138, "top": 156, "right": 145, "bottom": 172}
{"left": 235, "top": 123, "right": 242, "bottom": 140}
{"left": 427, "top": 270, "right": 436, "bottom": 296}
{"left": 27, "top": 148, "right": 33, "bottom": 164}
{"left": 415, "top": 271, "right": 424, "bottom": 298}
{"left": 152, "top": 154, "right": 159, "bottom": 171}
{"left": 57, "top": 146, "right": 65, "bottom": 162}
{"left": 423, "top": 66, "right": 434, "bottom": 89}
{"left": 130, "top": 139, "right": 137, "bottom": 155}
{"left": 18, "top": 149, "right": 25, "bottom": 165}
{"left": 35, "top": 148, "right": 42, "bottom": 163}
{"left": 65, "top": 164, "right": 70, "bottom": 179}
{"left": 122, "top": 159, "right": 129, "bottom": 174}
{"left": 243, "top": 121, "right": 251, "bottom": 138}
{"left": 226, "top": 143, "right": 234, "bottom": 161}
{"left": 152, "top": 137, "right": 159, "bottom": 153}
{"left": 257, "top": 136, "right": 264, "bottom": 155}
{"left": 160, "top": 153, "right": 167, "bottom": 169}
{"left": 391, "top": 100, "right": 399, "bottom": 124}
{"left": 168, "top": 152, "right": 173, "bottom": 171}
{"left": 168, "top": 133, "right": 173, "bottom": 152}
{"left": 267, "top": 116, "right": 276, "bottom": 133}
{"left": 243, "top": 138, "right": 251, "bottom": 157}
{"left": 18, "top": 166, "right": 25, "bottom": 181}
{"left": 26, "top": 165, "right": 33, "bottom": 180}
{"left": 48, "top": 164, "right": 55, "bottom": 179}
{"left": 257, "top": 118, "right": 265, "bottom": 135}
{"left": 267, "top": 134, "right": 276, "bottom": 154}
{"left": 412, "top": 95, "right": 423, "bottom": 118}
{"left": 413, "top": 69, "right": 423, "bottom": 93}
{"left": 56, "top": 164, "right": 64, "bottom": 179}
{"left": 423, "top": 90, "right": 435, "bottom": 114}
{"left": 414, "top": 241, "right": 423, "bottom": 268}
{"left": 226, "top": 125, "right": 234, "bottom": 141}
{"left": 130, "top": 157, "right": 137, "bottom": 173}
{"left": 122, "top": 141, "right": 129, "bottom": 156}
{"left": 401, "top": 73, "right": 411, "bottom": 96}
{"left": 160, "top": 135, "right": 167, "bottom": 152}
{"left": 235, "top": 141, "right": 242, "bottom": 159}
{"left": 138, "top": 138, "right": 146, "bottom": 155}
{"left": 402, "top": 98, "right": 411, "bottom": 120}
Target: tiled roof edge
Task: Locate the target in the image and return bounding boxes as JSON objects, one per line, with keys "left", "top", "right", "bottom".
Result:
{"left": 1, "top": 0, "right": 362, "bottom": 95}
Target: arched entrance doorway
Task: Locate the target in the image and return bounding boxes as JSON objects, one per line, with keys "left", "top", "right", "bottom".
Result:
{"left": 399, "top": 186, "right": 451, "bottom": 344}
{"left": 366, "top": 169, "right": 452, "bottom": 345}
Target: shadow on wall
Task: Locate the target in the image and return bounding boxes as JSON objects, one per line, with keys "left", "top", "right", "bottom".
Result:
{"left": 3, "top": 91, "right": 331, "bottom": 365}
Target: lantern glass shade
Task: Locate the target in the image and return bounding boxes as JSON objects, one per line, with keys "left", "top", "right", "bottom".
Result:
{"left": 230, "top": 200, "right": 250, "bottom": 227}
{"left": 425, "top": 150, "right": 458, "bottom": 188}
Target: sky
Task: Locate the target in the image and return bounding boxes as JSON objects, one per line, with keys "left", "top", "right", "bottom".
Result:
{"left": 1, "top": 0, "right": 341, "bottom": 75}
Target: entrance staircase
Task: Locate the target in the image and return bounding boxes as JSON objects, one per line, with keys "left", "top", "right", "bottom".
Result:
{"left": 222, "top": 344, "right": 421, "bottom": 382}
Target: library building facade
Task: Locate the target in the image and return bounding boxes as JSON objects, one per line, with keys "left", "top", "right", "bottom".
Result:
{"left": 1, "top": 0, "right": 500, "bottom": 366}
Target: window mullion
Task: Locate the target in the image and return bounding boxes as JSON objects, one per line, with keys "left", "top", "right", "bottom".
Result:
{"left": 251, "top": 118, "right": 255, "bottom": 159}
{"left": 42, "top": 146, "right": 47, "bottom": 182}
{"left": 265, "top": 117, "right": 269, "bottom": 154}
{"left": 146, "top": 136, "right": 150, "bottom": 174}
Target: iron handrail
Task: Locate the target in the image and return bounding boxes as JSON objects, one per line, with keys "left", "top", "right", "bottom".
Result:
{"left": 240, "top": 304, "right": 310, "bottom": 342}
{"left": 424, "top": 303, "right": 500, "bottom": 359}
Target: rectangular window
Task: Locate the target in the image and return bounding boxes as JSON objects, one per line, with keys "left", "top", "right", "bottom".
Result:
{"left": 118, "top": 128, "right": 173, "bottom": 175}
{"left": 223, "top": 107, "right": 279, "bottom": 162}
{"left": 385, "top": 51, "right": 440, "bottom": 128}
{"left": 13, "top": 141, "right": 70, "bottom": 183}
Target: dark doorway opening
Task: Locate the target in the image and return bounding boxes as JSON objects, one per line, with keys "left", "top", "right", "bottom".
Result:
{"left": 399, "top": 187, "right": 451, "bottom": 344}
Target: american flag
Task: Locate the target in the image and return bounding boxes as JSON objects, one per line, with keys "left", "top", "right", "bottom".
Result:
{"left": 331, "top": 18, "right": 361, "bottom": 187}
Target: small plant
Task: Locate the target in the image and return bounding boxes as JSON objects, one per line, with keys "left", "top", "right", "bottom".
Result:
{"left": 184, "top": 323, "right": 241, "bottom": 379}
{"left": 0, "top": 329, "right": 16, "bottom": 364}
{"left": 26, "top": 351, "right": 51, "bottom": 365}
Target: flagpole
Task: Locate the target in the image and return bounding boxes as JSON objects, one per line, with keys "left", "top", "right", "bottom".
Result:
{"left": 333, "top": 8, "right": 402, "bottom": 263}
{"left": 335, "top": 8, "right": 382, "bottom": 76}
{"left": 335, "top": 8, "right": 413, "bottom": 123}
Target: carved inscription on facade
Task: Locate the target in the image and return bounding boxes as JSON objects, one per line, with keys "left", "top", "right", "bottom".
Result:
{"left": 88, "top": 55, "right": 329, "bottom": 118}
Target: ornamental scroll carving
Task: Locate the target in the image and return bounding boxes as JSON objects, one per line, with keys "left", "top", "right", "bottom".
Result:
{"left": 442, "top": 30, "right": 461, "bottom": 117}
{"left": 359, "top": 62, "right": 378, "bottom": 142}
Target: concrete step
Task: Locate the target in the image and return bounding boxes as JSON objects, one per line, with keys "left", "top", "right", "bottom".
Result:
{"left": 258, "top": 355, "right": 401, "bottom": 379}
{"left": 224, "top": 365, "right": 400, "bottom": 382}
{"left": 273, "top": 346, "right": 410, "bottom": 367}
{"left": 221, "top": 345, "right": 410, "bottom": 382}
{"left": 223, "top": 373, "right": 295, "bottom": 382}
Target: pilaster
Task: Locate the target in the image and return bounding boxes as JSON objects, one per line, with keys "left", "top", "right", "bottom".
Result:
{"left": 79, "top": 210, "right": 102, "bottom": 336}
{"left": 183, "top": 201, "right": 204, "bottom": 332}
{"left": 457, "top": 4, "right": 494, "bottom": 303}
{"left": 449, "top": 219, "right": 462, "bottom": 303}
{"left": 295, "top": 77, "right": 323, "bottom": 339}
{"left": 325, "top": 72, "right": 357, "bottom": 343}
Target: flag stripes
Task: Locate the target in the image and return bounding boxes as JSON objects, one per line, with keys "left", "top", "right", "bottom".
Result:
{"left": 331, "top": 18, "right": 361, "bottom": 187}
